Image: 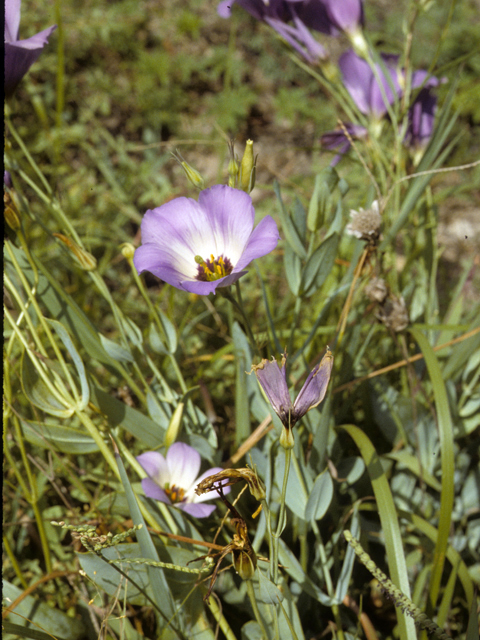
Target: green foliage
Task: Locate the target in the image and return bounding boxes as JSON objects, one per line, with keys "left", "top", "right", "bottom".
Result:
{"left": 4, "top": 0, "right": 480, "bottom": 639}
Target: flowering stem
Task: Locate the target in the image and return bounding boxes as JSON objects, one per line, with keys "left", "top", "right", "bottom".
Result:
{"left": 222, "top": 283, "right": 261, "bottom": 358}
{"left": 290, "top": 452, "right": 346, "bottom": 640}
{"left": 246, "top": 578, "right": 268, "bottom": 640}
{"left": 271, "top": 446, "right": 292, "bottom": 583}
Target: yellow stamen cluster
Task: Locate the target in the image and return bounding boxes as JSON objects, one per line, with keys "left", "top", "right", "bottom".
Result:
{"left": 164, "top": 484, "right": 185, "bottom": 504}
{"left": 195, "top": 254, "right": 231, "bottom": 281}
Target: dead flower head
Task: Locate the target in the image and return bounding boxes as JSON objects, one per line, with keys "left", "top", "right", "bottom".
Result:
{"left": 196, "top": 466, "right": 266, "bottom": 503}
{"left": 347, "top": 200, "right": 382, "bottom": 243}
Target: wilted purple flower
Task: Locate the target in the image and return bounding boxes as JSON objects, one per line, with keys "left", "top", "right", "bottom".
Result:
{"left": 218, "top": 0, "right": 327, "bottom": 62}
{"left": 320, "top": 123, "right": 367, "bottom": 165}
{"left": 134, "top": 185, "right": 279, "bottom": 295}
{"left": 137, "top": 442, "right": 230, "bottom": 518}
{"left": 405, "top": 72, "right": 440, "bottom": 149}
{"left": 4, "top": 0, "right": 57, "bottom": 98}
{"left": 251, "top": 348, "right": 333, "bottom": 429}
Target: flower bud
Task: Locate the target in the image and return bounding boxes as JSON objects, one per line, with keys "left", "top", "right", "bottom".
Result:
{"left": 53, "top": 233, "right": 97, "bottom": 271}
{"left": 164, "top": 402, "right": 184, "bottom": 450}
{"left": 238, "top": 139, "right": 256, "bottom": 193}
{"left": 279, "top": 426, "right": 295, "bottom": 450}
{"left": 172, "top": 150, "right": 205, "bottom": 190}
{"left": 121, "top": 242, "right": 135, "bottom": 260}
{"left": 233, "top": 547, "right": 257, "bottom": 581}
{"left": 227, "top": 140, "right": 240, "bottom": 188}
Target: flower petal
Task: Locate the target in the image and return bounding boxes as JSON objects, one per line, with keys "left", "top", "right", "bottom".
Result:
{"left": 252, "top": 356, "right": 293, "bottom": 426}
{"left": 166, "top": 442, "right": 201, "bottom": 492}
{"left": 179, "top": 270, "right": 248, "bottom": 295}
{"left": 137, "top": 451, "right": 170, "bottom": 487}
{"left": 141, "top": 478, "right": 171, "bottom": 504}
{"left": 5, "top": 0, "right": 21, "bottom": 43}
{"left": 234, "top": 215, "right": 280, "bottom": 272}
{"left": 293, "top": 349, "right": 333, "bottom": 419}
{"left": 179, "top": 502, "right": 217, "bottom": 518}
{"left": 197, "top": 185, "right": 255, "bottom": 266}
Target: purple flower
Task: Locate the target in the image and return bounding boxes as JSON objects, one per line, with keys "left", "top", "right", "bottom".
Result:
{"left": 251, "top": 349, "right": 333, "bottom": 429}
{"left": 405, "top": 72, "right": 440, "bottom": 149}
{"left": 218, "top": 0, "right": 327, "bottom": 62}
{"left": 134, "top": 184, "right": 279, "bottom": 295}
{"left": 340, "top": 50, "right": 401, "bottom": 119}
{"left": 4, "top": 0, "right": 57, "bottom": 98}
{"left": 137, "top": 442, "right": 230, "bottom": 518}
{"left": 312, "top": 0, "right": 364, "bottom": 35}
{"left": 320, "top": 123, "right": 367, "bottom": 165}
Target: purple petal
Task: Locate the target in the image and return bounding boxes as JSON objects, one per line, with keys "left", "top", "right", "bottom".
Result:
{"left": 141, "top": 478, "right": 172, "bottom": 504}
{"left": 179, "top": 502, "right": 217, "bottom": 518}
{"left": 137, "top": 451, "right": 170, "bottom": 487}
{"left": 217, "top": 0, "right": 233, "bottom": 18}
{"left": 4, "top": 171, "right": 13, "bottom": 188}
{"left": 253, "top": 357, "right": 293, "bottom": 426}
{"left": 321, "top": 124, "right": 367, "bottom": 165}
{"left": 166, "top": 442, "right": 201, "bottom": 491}
{"left": 234, "top": 215, "right": 279, "bottom": 271}
{"left": 179, "top": 270, "right": 248, "bottom": 295}
{"left": 294, "top": 0, "right": 339, "bottom": 36}
{"left": 322, "top": 0, "right": 364, "bottom": 33}
{"left": 293, "top": 349, "right": 333, "bottom": 419}
{"left": 340, "top": 50, "right": 399, "bottom": 118}
{"left": 4, "top": 24, "right": 57, "bottom": 98}
{"left": 4, "top": 0, "right": 21, "bottom": 43}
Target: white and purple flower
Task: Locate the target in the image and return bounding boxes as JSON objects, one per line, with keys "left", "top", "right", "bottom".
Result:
{"left": 137, "top": 442, "right": 230, "bottom": 518}
{"left": 134, "top": 184, "right": 279, "bottom": 295}
{"left": 4, "top": 0, "right": 57, "bottom": 98}
{"left": 251, "top": 349, "right": 333, "bottom": 429}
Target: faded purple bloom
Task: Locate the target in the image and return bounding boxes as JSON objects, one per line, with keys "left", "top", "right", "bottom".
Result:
{"left": 137, "top": 442, "right": 230, "bottom": 518}
{"left": 134, "top": 185, "right": 279, "bottom": 295}
{"left": 4, "top": 171, "right": 13, "bottom": 189}
{"left": 340, "top": 50, "right": 401, "bottom": 119}
{"left": 251, "top": 348, "right": 333, "bottom": 428}
{"left": 218, "top": 0, "right": 327, "bottom": 62}
{"left": 320, "top": 123, "right": 367, "bottom": 165}
{"left": 405, "top": 72, "right": 441, "bottom": 149}
{"left": 4, "top": 0, "right": 57, "bottom": 98}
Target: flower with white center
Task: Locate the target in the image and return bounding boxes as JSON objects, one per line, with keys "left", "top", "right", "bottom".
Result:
{"left": 346, "top": 200, "right": 382, "bottom": 242}
{"left": 133, "top": 185, "right": 279, "bottom": 295}
{"left": 137, "top": 442, "right": 230, "bottom": 518}
{"left": 250, "top": 349, "right": 333, "bottom": 430}
{"left": 4, "top": 0, "right": 57, "bottom": 98}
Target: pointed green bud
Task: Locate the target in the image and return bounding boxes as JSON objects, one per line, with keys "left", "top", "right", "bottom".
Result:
{"left": 172, "top": 150, "right": 205, "bottom": 190}
{"left": 239, "top": 139, "right": 256, "bottom": 193}
{"left": 164, "top": 402, "right": 184, "bottom": 449}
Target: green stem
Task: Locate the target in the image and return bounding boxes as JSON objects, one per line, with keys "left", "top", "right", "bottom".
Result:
{"left": 246, "top": 578, "right": 268, "bottom": 640}
{"left": 206, "top": 595, "right": 238, "bottom": 640}
{"left": 271, "top": 447, "right": 291, "bottom": 583}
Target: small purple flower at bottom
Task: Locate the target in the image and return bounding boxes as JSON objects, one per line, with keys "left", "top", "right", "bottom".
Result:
{"left": 137, "top": 442, "right": 230, "bottom": 518}
{"left": 4, "top": 0, "right": 57, "bottom": 98}
{"left": 251, "top": 348, "right": 333, "bottom": 429}
{"left": 134, "top": 185, "right": 279, "bottom": 295}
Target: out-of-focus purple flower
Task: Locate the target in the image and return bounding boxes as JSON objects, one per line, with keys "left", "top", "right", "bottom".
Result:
{"left": 320, "top": 123, "right": 367, "bottom": 165}
{"left": 218, "top": 0, "right": 327, "bottom": 62}
{"left": 4, "top": 171, "right": 13, "bottom": 189}
{"left": 134, "top": 184, "right": 279, "bottom": 295}
{"left": 137, "top": 442, "right": 230, "bottom": 518}
{"left": 318, "top": 0, "right": 364, "bottom": 35}
{"left": 405, "top": 72, "right": 441, "bottom": 149}
{"left": 4, "top": 0, "right": 57, "bottom": 98}
{"left": 250, "top": 349, "right": 333, "bottom": 429}
{"left": 340, "top": 50, "right": 401, "bottom": 119}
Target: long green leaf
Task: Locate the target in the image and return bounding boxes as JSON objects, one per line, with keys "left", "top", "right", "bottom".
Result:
{"left": 339, "top": 424, "right": 417, "bottom": 640}
{"left": 410, "top": 327, "right": 455, "bottom": 615}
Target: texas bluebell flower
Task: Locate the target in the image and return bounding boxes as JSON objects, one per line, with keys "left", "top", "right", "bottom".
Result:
{"left": 251, "top": 349, "right": 333, "bottom": 429}
{"left": 314, "top": 0, "right": 364, "bottom": 36}
{"left": 218, "top": 0, "right": 327, "bottom": 62}
{"left": 320, "top": 123, "right": 367, "bottom": 166}
{"left": 134, "top": 184, "right": 279, "bottom": 295}
{"left": 4, "top": 0, "right": 57, "bottom": 98}
{"left": 137, "top": 442, "right": 230, "bottom": 518}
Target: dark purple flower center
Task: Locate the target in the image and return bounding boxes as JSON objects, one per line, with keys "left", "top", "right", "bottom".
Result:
{"left": 164, "top": 483, "right": 186, "bottom": 504}
{"left": 195, "top": 254, "right": 233, "bottom": 282}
